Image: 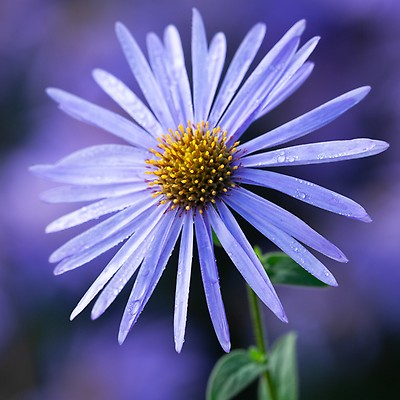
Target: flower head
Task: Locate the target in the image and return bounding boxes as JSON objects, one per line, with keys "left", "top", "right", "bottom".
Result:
{"left": 31, "top": 9, "right": 388, "bottom": 352}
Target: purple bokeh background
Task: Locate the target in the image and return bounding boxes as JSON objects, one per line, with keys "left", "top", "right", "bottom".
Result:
{"left": 1, "top": 0, "right": 398, "bottom": 398}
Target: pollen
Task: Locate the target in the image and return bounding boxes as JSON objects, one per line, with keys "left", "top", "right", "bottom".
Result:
{"left": 146, "top": 121, "right": 239, "bottom": 212}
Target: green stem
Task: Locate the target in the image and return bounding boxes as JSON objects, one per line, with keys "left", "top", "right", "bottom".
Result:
{"left": 246, "top": 285, "right": 276, "bottom": 400}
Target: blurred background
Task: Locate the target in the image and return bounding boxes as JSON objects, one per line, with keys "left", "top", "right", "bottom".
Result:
{"left": 0, "top": 0, "right": 398, "bottom": 399}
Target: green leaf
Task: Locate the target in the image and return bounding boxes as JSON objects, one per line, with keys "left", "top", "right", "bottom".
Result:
{"left": 255, "top": 248, "right": 327, "bottom": 287}
{"left": 212, "top": 229, "right": 221, "bottom": 247}
{"left": 206, "top": 349, "right": 269, "bottom": 400}
{"left": 268, "top": 332, "right": 298, "bottom": 400}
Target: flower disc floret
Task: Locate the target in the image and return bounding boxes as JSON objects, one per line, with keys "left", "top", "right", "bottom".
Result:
{"left": 146, "top": 121, "right": 239, "bottom": 212}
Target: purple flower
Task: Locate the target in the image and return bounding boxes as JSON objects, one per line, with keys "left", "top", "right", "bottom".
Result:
{"left": 31, "top": 9, "right": 388, "bottom": 352}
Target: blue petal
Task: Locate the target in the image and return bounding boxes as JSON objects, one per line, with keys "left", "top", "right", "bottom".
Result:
{"left": 92, "top": 209, "right": 178, "bottom": 321}
{"left": 258, "top": 36, "right": 319, "bottom": 117}
{"left": 92, "top": 69, "right": 164, "bottom": 137}
{"left": 118, "top": 210, "right": 183, "bottom": 344}
{"left": 226, "top": 195, "right": 338, "bottom": 286}
{"left": 237, "top": 168, "right": 371, "bottom": 222}
{"left": 40, "top": 182, "right": 148, "bottom": 203}
{"left": 204, "top": 32, "right": 226, "bottom": 120}
{"left": 70, "top": 203, "right": 169, "bottom": 320}
{"left": 46, "top": 88, "right": 156, "bottom": 149}
{"left": 147, "top": 32, "right": 181, "bottom": 127}
{"left": 226, "top": 187, "right": 347, "bottom": 262}
{"left": 31, "top": 163, "right": 146, "bottom": 185}
{"left": 192, "top": 8, "right": 209, "bottom": 122}
{"left": 220, "top": 24, "right": 303, "bottom": 139}
{"left": 209, "top": 204, "right": 287, "bottom": 322}
{"left": 194, "top": 212, "right": 230, "bottom": 352}
{"left": 46, "top": 190, "right": 149, "bottom": 233}
{"left": 51, "top": 197, "right": 158, "bottom": 267}
{"left": 174, "top": 210, "right": 194, "bottom": 353}
{"left": 208, "top": 22, "right": 266, "bottom": 127}
{"left": 163, "top": 25, "right": 194, "bottom": 123}
{"left": 52, "top": 144, "right": 149, "bottom": 167}
{"left": 241, "top": 139, "right": 389, "bottom": 168}
{"left": 115, "top": 22, "right": 175, "bottom": 130}
{"left": 240, "top": 86, "right": 371, "bottom": 154}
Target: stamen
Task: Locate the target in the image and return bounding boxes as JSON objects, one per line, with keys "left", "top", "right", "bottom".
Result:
{"left": 145, "top": 121, "right": 239, "bottom": 212}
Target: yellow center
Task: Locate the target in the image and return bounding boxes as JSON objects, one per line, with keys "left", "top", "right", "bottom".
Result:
{"left": 146, "top": 121, "right": 239, "bottom": 212}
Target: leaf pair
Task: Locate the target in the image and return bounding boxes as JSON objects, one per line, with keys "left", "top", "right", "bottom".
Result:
{"left": 207, "top": 333, "right": 298, "bottom": 400}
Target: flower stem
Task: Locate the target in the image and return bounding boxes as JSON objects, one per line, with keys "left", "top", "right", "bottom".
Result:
{"left": 246, "top": 285, "right": 276, "bottom": 400}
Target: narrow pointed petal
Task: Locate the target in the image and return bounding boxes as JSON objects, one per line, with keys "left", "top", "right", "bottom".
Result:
{"left": 147, "top": 33, "right": 181, "bottom": 126}
{"left": 53, "top": 144, "right": 149, "bottom": 168}
{"left": 241, "top": 139, "right": 389, "bottom": 168}
{"left": 163, "top": 24, "right": 194, "bottom": 122}
{"left": 92, "top": 69, "right": 164, "bottom": 137}
{"left": 90, "top": 233, "right": 152, "bottom": 319}
{"left": 192, "top": 8, "right": 209, "bottom": 122}
{"left": 174, "top": 210, "right": 194, "bottom": 353}
{"left": 240, "top": 86, "right": 371, "bottom": 155}
{"left": 257, "top": 36, "right": 319, "bottom": 117}
{"left": 92, "top": 209, "right": 178, "bottom": 320}
{"left": 258, "top": 61, "right": 314, "bottom": 117}
{"left": 219, "top": 20, "right": 305, "bottom": 136}
{"left": 226, "top": 196, "right": 337, "bottom": 286}
{"left": 115, "top": 22, "right": 175, "bottom": 130}
{"left": 209, "top": 205, "right": 287, "bottom": 322}
{"left": 221, "top": 33, "right": 301, "bottom": 138}
{"left": 70, "top": 203, "right": 168, "bottom": 320}
{"left": 237, "top": 168, "right": 371, "bottom": 222}
{"left": 46, "top": 88, "right": 156, "bottom": 149}
{"left": 204, "top": 32, "right": 226, "bottom": 119}
{"left": 40, "top": 182, "right": 148, "bottom": 203}
{"left": 46, "top": 191, "right": 148, "bottom": 233}
{"left": 194, "top": 212, "right": 230, "bottom": 352}
{"left": 226, "top": 187, "right": 347, "bottom": 262}
{"left": 50, "top": 196, "right": 158, "bottom": 264}
{"left": 208, "top": 22, "right": 266, "bottom": 126}
{"left": 30, "top": 163, "right": 145, "bottom": 185}
{"left": 118, "top": 212, "right": 183, "bottom": 344}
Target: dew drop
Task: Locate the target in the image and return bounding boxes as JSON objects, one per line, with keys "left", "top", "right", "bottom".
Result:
{"left": 277, "top": 152, "right": 286, "bottom": 163}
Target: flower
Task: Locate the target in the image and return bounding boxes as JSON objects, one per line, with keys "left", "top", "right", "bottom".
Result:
{"left": 31, "top": 9, "right": 388, "bottom": 353}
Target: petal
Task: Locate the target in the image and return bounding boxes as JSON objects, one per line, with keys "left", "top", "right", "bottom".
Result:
{"left": 40, "top": 182, "right": 148, "bottom": 203}
{"left": 192, "top": 8, "right": 209, "bottom": 122}
{"left": 209, "top": 205, "right": 287, "bottom": 322}
{"left": 194, "top": 212, "right": 230, "bottom": 352}
{"left": 257, "top": 36, "right": 319, "bottom": 117}
{"left": 50, "top": 196, "right": 158, "bottom": 265}
{"left": 92, "top": 208, "right": 178, "bottom": 320}
{"left": 70, "top": 203, "right": 169, "bottom": 320}
{"left": 92, "top": 69, "right": 164, "bottom": 137}
{"left": 220, "top": 22, "right": 305, "bottom": 138}
{"left": 208, "top": 22, "right": 266, "bottom": 127}
{"left": 226, "top": 187, "right": 347, "bottom": 262}
{"left": 226, "top": 195, "right": 337, "bottom": 286}
{"left": 258, "top": 61, "right": 314, "bottom": 117}
{"left": 241, "top": 139, "right": 389, "bottom": 168}
{"left": 118, "top": 210, "right": 183, "bottom": 344}
{"left": 53, "top": 144, "right": 149, "bottom": 167}
{"left": 163, "top": 24, "right": 194, "bottom": 123}
{"left": 174, "top": 210, "right": 194, "bottom": 353}
{"left": 147, "top": 32, "right": 181, "bottom": 126}
{"left": 237, "top": 168, "right": 371, "bottom": 222}
{"left": 115, "top": 22, "right": 175, "bottom": 130}
{"left": 46, "top": 190, "right": 149, "bottom": 233}
{"left": 240, "top": 86, "right": 371, "bottom": 155}
{"left": 204, "top": 32, "right": 226, "bottom": 120}
{"left": 30, "top": 164, "right": 146, "bottom": 185}
{"left": 46, "top": 88, "right": 156, "bottom": 149}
